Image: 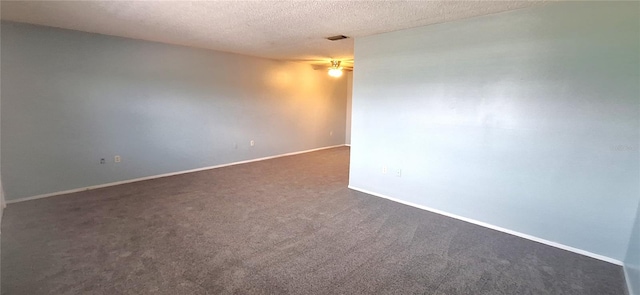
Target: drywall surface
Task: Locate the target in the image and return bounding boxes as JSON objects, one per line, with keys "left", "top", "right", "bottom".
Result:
{"left": 350, "top": 2, "right": 639, "bottom": 261}
{"left": 0, "top": 19, "right": 4, "bottom": 214}
{"left": 626, "top": 202, "right": 640, "bottom": 295}
{"left": 345, "top": 72, "right": 353, "bottom": 145}
{"left": 0, "top": 18, "right": 3, "bottom": 212}
{"left": 1, "top": 22, "right": 347, "bottom": 201}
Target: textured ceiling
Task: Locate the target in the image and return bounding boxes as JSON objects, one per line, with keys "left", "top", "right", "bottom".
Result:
{"left": 0, "top": 1, "right": 544, "bottom": 62}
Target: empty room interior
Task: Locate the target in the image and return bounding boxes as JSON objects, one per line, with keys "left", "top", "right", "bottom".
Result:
{"left": 0, "top": 1, "right": 639, "bottom": 294}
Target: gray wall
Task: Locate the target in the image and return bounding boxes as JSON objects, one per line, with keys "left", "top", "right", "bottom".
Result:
{"left": 1, "top": 22, "right": 347, "bottom": 201}
{"left": 350, "top": 2, "right": 639, "bottom": 262}
{"left": 626, "top": 202, "right": 640, "bottom": 295}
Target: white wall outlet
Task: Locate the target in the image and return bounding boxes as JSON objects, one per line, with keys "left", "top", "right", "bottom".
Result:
{"left": 100, "top": 158, "right": 105, "bottom": 164}
{"left": 382, "top": 166, "right": 387, "bottom": 174}
{"left": 114, "top": 155, "right": 121, "bottom": 163}
{"left": 330, "top": 131, "right": 333, "bottom": 136}
{"left": 250, "top": 140, "right": 255, "bottom": 147}
{"left": 396, "top": 169, "right": 402, "bottom": 177}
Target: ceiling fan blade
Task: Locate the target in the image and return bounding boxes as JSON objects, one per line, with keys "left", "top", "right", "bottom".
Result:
{"left": 311, "top": 65, "right": 354, "bottom": 71}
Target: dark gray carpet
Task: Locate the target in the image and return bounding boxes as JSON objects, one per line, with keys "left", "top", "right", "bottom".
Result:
{"left": 1, "top": 147, "right": 628, "bottom": 294}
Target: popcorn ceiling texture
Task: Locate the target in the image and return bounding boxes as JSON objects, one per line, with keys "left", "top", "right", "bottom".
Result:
{"left": 0, "top": 1, "right": 543, "bottom": 61}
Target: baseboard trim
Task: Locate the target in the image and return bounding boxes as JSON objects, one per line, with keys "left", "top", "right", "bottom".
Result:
{"left": 347, "top": 185, "right": 623, "bottom": 266}
{"left": 345, "top": 144, "right": 351, "bottom": 147}
{"left": 7, "top": 145, "right": 347, "bottom": 204}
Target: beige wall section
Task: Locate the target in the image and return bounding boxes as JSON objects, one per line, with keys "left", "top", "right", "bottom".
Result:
{"left": 1, "top": 17, "right": 3, "bottom": 292}
{"left": 345, "top": 72, "right": 353, "bottom": 145}
{"left": 0, "top": 18, "right": 4, "bottom": 221}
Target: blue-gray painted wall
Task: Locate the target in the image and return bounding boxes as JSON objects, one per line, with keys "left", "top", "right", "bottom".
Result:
{"left": 350, "top": 1, "right": 639, "bottom": 262}
{"left": 0, "top": 22, "right": 347, "bottom": 201}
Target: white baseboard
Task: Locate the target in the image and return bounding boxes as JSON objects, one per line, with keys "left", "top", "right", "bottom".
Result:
{"left": 345, "top": 144, "right": 351, "bottom": 147}
{"left": 347, "top": 185, "right": 623, "bottom": 266}
{"left": 7, "top": 145, "right": 347, "bottom": 204}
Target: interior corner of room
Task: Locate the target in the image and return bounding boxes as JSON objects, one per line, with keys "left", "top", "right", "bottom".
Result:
{"left": 0, "top": 1, "right": 639, "bottom": 294}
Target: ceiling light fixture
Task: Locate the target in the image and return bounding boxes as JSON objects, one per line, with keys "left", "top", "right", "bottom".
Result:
{"left": 328, "top": 60, "right": 343, "bottom": 78}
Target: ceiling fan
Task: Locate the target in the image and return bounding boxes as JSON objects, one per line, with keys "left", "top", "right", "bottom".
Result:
{"left": 289, "top": 58, "right": 354, "bottom": 78}
{"left": 327, "top": 60, "right": 349, "bottom": 77}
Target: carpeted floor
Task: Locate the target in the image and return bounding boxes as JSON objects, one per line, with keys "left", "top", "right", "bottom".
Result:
{"left": 1, "top": 147, "right": 628, "bottom": 294}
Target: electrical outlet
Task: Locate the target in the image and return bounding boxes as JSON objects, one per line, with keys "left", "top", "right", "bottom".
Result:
{"left": 330, "top": 131, "right": 333, "bottom": 136}
{"left": 114, "top": 155, "right": 121, "bottom": 163}
{"left": 382, "top": 166, "right": 387, "bottom": 174}
{"left": 396, "top": 169, "right": 402, "bottom": 177}
{"left": 100, "top": 158, "right": 105, "bottom": 164}
{"left": 250, "top": 140, "right": 255, "bottom": 147}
